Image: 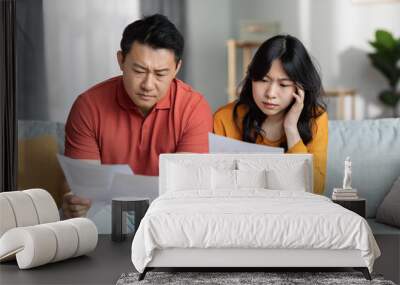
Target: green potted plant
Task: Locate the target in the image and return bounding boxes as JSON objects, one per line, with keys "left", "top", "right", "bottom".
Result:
{"left": 368, "top": 29, "right": 400, "bottom": 117}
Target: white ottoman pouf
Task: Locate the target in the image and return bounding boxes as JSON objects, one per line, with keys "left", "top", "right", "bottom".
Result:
{"left": 0, "top": 191, "right": 39, "bottom": 227}
{"left": 42, "top": 221, "right": 79, "bottom": 262}
{"left": 24, "top": 188, "right": 59, "bottom": 223}
{"left": 0, "top": 195, "right": 17, "bottom": 237}
{"left": 0, "top": 189, "right": 59, "bottom": 236}
{"left": 0, "top": 189, "right": 98, "bottom": 269}
{"left": 66, "top": 218, "right": 98, "bottom": 257}
{"left": 0, "top": 218, "right": 98, "bottom": 269}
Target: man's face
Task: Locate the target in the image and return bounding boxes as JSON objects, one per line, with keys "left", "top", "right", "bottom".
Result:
{"left": 117, "top": 42, "right": 181, "bottom": 115}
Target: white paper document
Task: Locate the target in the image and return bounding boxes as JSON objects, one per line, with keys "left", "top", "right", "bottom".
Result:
{"left": 110, "top": 173, "right": 159, "bottom": 201}
{"left": 57, "top": 154, "right": 159, "bottom": 202}
{"left": 57, "top": 154, "right": 159, "bottom": 233}
{"left": 209, "top": 133, "right": 284, "bottom": 153}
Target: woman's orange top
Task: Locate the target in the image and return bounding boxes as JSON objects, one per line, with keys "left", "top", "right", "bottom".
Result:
{"left": 213, "top": 102, "right": 328, "bottom": 195}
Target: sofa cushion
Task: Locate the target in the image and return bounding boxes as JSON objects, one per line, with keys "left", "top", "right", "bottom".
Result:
{"left": 376, "top": 175, "right": 400, "bottom": 228}
{"left": 18, "top": 120, "right": 65, "bottom": 153}
{"left": 18, "top": 135, "right": 64, "bottom": 207}
{"left": 325, "top": 119, "right": 400, "bottom": 218}
{"left": 367, "top": 218, "right": 400, "bottom": 235}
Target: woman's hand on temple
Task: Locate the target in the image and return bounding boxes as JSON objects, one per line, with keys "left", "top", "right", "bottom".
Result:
{"left": 283, "top": 86, "right": 305, "bottom": 132}
{"left": 284, "top": 86, "right": 304, "bottom": 149}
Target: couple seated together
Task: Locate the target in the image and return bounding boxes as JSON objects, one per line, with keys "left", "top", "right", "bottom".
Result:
{"left": 62, "top": 14, "right": 328, "bottom": 219}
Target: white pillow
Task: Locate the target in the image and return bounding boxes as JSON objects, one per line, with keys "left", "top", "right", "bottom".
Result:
{"left": 212, "top": 168, "right": 236, "bottom": 190}
{"left": 237, "top": 169, "right": 267, "bottom": 188}
{"left": 238, "top": 159, "right": 308, "bottom": 191}
{"left": 267, "top": 168, "right": 306, "bottom": 191}
{"left": 167, "top": 162, "right": 212, "bottom": 191}
{"left": 211, "top": 168, "right": 267, "bottom": 190}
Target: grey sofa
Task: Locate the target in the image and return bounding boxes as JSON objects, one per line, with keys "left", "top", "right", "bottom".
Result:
{"left": 326, "top": 119, "right": 400, "bottom": 283}
{"left": 18, "top": 118, "right": 400, "bottom": 282}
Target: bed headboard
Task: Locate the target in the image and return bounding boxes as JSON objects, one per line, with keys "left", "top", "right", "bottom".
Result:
{"left": 159, "top": 153, "right": 313, "bottom": 195}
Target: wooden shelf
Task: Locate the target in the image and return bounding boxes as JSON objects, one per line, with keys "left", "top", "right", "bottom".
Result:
{"left": 226, "top": 39, "right": 261, "bottom": 102}
{"left": 324, "top": 89, "right": 357, "bottom": 120}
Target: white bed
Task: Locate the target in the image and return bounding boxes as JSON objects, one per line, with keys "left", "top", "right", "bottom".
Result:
{"left": 131, "top": 154, "right": 380, "bottom": 280}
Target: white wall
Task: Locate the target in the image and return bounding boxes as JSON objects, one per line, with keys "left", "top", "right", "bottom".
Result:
{"left": 307, "top": 0, "right": 400, "bottom": 119}
{"left": 185, "top": 0, "right": 232, "bottom": 112}
{"left": 185, "top": 0, "right": 400, "bottom": 118}
{"left": 231, "top": 0, "right": 302, "bottom": 39}
{"left": 43, "top": 0, "right": 140, "bottom": 122}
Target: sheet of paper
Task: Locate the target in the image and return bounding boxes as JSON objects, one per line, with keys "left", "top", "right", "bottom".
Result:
{"left": 57, "top": 154, "right": 158, "bottom": 202}
{"left": 108, "top": 164, "right": 134, "bottom": 175}
{"left": 57, "top": 154, "right": 159, "bottom": 233}
{"left": 110, "top": 174, "right": 159, "bottom": 202}
{"left": 208, "top": 133, "right": 284, "bottom": 153}
{"left": 57, "top": 154, "right": 134, "bottom": 201}
{"left": 87, "top": 202, "right": 111, "bottom": 234}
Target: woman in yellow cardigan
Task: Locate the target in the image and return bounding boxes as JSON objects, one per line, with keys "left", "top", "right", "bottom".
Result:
{"left": 214, "top": 35, "right": 328, "bottom": 195}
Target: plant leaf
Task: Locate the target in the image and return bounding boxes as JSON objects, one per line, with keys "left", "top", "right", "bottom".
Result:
{"left": 376, "top": 30, "right": 397, "bottom": 50}
{"left": 368, "top": 53, "right": 400, "bottom": 87}
{"left": 379, "top": 90, "right": 400, "bottom": 107}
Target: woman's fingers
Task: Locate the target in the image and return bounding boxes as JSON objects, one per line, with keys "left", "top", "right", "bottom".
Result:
{"left": 293, "top": 92, "right": 304, "bottom": 107}
{"left": 294, "top": 88, "right": 304, "bottom": 100}
{"left": 293, "top": 92, "right": 301, "bottom": 102}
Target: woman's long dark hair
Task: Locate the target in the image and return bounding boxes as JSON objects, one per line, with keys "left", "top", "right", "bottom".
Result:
{"left": 233, "top": 34, "right": 326, "bottom": 150}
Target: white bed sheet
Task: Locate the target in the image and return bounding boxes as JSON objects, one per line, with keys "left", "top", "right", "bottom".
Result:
{"left": 131, "top": 190, "right": 380, "bottom": 273}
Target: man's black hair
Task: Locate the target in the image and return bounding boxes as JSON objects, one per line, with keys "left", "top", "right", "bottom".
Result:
{"left": 120, "top": 14, "right": 184, "bottom": 62}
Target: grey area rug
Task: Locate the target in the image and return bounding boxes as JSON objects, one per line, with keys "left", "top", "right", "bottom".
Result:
{"left": 116, "top": 272, "right": 396, "bottom": 285}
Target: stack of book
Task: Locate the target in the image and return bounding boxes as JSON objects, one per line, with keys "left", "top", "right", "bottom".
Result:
{"left": 332, "top": 188, "right": 358, "bottom": 200}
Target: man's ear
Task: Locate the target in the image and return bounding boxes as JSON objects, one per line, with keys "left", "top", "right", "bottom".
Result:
{"left": 117, "top": 51, "right": 124, "bottom": 71}
{"left": 174, "top": 60, "right": 182, "bottom": 77}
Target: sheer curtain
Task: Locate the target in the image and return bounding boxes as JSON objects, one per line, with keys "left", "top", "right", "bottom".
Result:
{"left": 0, "top": 0, "right": 17, "bottom": 192}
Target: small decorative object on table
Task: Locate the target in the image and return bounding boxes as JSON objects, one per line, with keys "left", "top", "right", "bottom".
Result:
{"left": 332, "top": 157, "right": 366, "bottom": 217}
{"left": 112, "top": 197, "right": 149, "bottom": 242}
{"left": 332, "top": 157, "right": 359, "bottom": 200}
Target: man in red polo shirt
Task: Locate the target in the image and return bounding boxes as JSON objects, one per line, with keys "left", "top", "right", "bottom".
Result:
{"left": 62, "top": 14, "right": 212, "bottom": 218}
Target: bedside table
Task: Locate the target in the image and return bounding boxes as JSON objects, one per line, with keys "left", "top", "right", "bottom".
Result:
{"left": 332, "top": 198, "right": 366, "bottom": 218}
